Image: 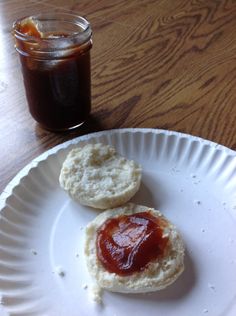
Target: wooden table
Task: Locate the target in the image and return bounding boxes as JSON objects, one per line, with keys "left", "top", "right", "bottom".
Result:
{"left": 0, "top": 0, "right": 236, "bottom": 192}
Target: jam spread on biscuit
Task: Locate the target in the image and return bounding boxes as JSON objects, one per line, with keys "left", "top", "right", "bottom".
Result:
{"left": 96, "top": 211, "right": 169, "bottom": 276}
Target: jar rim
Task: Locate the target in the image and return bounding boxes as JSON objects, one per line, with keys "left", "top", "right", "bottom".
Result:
{"left": 12, "top": 12, "right": 91, "bottom": 42}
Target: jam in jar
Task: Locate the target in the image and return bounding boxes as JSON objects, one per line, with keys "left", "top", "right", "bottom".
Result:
{"left": 13, "top": 13, "right": 92, "bottom": 131}
{"left": 96, "top": 211, "right": 169, "bottom": 276}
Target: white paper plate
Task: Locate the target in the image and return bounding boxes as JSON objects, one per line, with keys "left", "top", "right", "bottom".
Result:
{"left": 0, "top": 128, "right": 236, "bottom": 316}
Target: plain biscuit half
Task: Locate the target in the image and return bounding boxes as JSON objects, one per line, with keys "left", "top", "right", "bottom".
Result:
{"left": 59, "top": 143, "right": 142, "bottom": 209}
{"left": 85, "top": 203, "right": 185, "bottom": 294}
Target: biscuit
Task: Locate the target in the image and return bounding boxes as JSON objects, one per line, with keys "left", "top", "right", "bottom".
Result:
{"left": 85, "top": 203, "right": 185, "bottom": 293}
{"left": 59, "top": 143, "right": 141, "bottom": 209}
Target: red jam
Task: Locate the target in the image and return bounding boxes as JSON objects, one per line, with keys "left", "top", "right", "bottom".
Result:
{"left": 19, "top": 50, "right": 91, "bottom": 130}
{"left": 96, "top": 211, "right": 169, "bottom": 276}
{"left": 18, "top": 19, "right": 42, "bottom": 38}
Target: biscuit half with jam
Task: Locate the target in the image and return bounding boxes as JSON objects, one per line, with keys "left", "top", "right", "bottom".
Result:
{"left": 84, "top": 203, "right": 185, "bottom": 294}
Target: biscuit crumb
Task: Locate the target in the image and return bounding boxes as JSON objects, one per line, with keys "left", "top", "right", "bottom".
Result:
{"left": 54, "top": 266, "right": 65, "bottom": 277}
{"left": 208, "top": 283, "right": 215, "bottom": 291}
{"left": 90, "top": 284, "right": 103, "bottom": 304}
{"left": 30, "top": 249, "right": 37, "bottom": 255}
{"left": 194, "top": 200, "right": 201, "bottom": 205}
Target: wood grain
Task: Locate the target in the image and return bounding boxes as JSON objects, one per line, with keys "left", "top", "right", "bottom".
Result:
{"left": 0, "top": 0, "right": 236, "bottom": 192}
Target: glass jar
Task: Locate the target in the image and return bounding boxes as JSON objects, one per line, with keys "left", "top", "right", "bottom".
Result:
{"left": 13, "top": 13, "right": 92, "bottom": 131}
